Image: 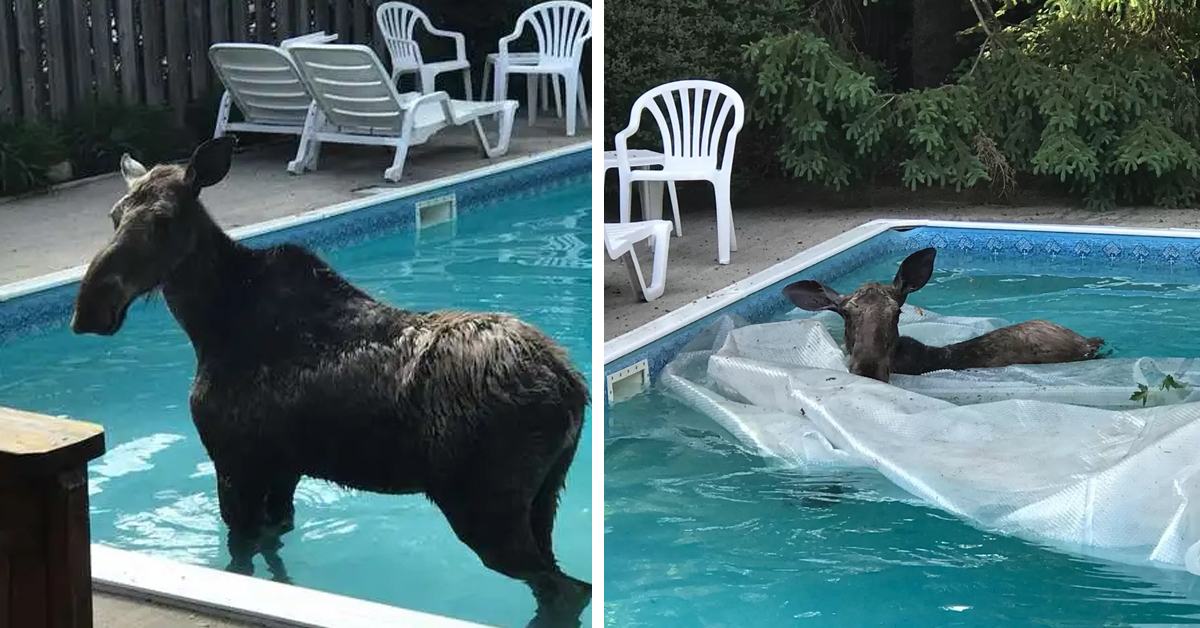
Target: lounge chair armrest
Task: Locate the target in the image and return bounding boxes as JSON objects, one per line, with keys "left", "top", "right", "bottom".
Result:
{"left": 281, "top": 31, "right": 338, "bottom": 49}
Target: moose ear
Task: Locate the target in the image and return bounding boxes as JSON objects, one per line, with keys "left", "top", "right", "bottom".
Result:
{"left": 184, "top": 137, "right": 235, "bottom": 192}
{"left": 783, "top": 280, "right": 845, "bottom": 313}
{"left": 894, "top": 248, "right": 936, "bottom": 295}
{"left": 120, "top": 154, "right": 147, "bottom": 187}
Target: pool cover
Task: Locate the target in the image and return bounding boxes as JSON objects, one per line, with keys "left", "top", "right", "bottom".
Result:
{"left": 660, "top": 306, "right": 1200, "bottom": 575}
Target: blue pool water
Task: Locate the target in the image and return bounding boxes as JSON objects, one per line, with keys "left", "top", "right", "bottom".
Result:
{"left": 0, "top": 181, "right": 591, "bottom": 627}
{"left": 606, "top": 251, "right": 1200, "bottom": 626}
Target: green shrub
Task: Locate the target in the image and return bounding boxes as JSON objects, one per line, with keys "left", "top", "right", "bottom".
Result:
{"left": 0, "top": 120, "right": 68, "bottom": 196}
{"left": 605, "top": 0, "right": 810, "bottom": 158}
{"left": 742, "top": 6, "right": 1200, "bottom": 208}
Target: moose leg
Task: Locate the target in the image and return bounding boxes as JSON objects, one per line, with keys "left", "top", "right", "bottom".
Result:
{"left": 215, "top": 469, "right": 269, "bottom": 576}
{"left": 436, "top": 492, "right": 588, "bottom": 627}
{"left": 265, "top": 472, "right": 301, "bottom": 534}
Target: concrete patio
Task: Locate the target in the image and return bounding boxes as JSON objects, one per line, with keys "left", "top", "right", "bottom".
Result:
{"left": 603, "top": 181, "right": 1200, "bottom": 339}
{"left": 0, "top": 119, "right": 585, "bottom": 284}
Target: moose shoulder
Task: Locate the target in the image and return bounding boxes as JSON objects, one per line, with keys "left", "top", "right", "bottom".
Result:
{"left": 783, "top": 247, "right": 1104, "bottom": 382}
{"left": 71, "top": 138, "right": 591, "bottom": 625}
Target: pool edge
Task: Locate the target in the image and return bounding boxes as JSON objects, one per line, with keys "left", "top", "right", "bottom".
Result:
{"left": 92, "top": 545, "right": 489, "bottom": 628}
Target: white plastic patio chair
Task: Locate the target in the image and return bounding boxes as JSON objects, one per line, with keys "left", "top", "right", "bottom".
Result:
{"left": 615, "top": 80, "right": 745, "bottom": 264}
{"left": 376, "top": 2, "right": 472, "bottom": 98}
{"left": 492, "top": 1, "right": 591, "bottom": 136}
{"left": 209, "top": 32, "right": 337, "bottom": 139}
{"left": 285, "top": 43, "right": 518, "bottom": 183}
{"left": 606, "top": 220, "right": 672, "bottom": 302}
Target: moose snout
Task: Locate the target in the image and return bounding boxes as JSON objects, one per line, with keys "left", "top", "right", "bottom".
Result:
{"left": 72, "top": 276, "right": 130, "bottom": 336}
{"left": 849, "top": 360, "right": 891, "bottom": 383}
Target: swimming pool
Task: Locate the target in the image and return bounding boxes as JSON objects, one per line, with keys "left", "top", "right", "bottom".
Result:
{"left": 0, "top": 149, "right": 591, "bottom": 627}
{"left": 605, "top": 221, "right": 1200, "bottom": 626}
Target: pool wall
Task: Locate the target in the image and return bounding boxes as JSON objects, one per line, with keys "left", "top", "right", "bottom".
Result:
{"left": 604, "top": 219, "right": 1200, "bottom": 409}
{"left": 0, "top": 143, "right": 589, "bottom": 627}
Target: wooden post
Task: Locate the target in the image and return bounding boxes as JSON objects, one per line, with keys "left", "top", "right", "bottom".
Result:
{"left": 90, "top": 0, "right": 117, "bottom": 103}
{"left": 140, "top": 0, "right": 165, "bottom": 107}
{"left": 14, "top": 0, "right": 42, "bottom": 120}
{"left": 0, "top": 0, "right": 19, "bottom": 117}
{"left": 0, "top": 406, "right": 105, "bottom": 628}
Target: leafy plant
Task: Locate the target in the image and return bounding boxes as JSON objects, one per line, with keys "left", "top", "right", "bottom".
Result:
{"left": 1130, "top": 375, "right": 1189, "bottom": 406}
{"left": 0, "top": 120, "right": 68, "bottom": 196}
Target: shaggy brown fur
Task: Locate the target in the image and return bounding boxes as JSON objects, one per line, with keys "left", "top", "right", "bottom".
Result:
{"left": 783, "top": 247, "right": 1104, "bottom": 382}
{"left": 72, "top": 138, "right": 591, "bottom": 626}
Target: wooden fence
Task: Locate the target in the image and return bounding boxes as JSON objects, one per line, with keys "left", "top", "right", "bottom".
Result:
{"left": 0, "top": 1, "right": 392, "bottom": 123}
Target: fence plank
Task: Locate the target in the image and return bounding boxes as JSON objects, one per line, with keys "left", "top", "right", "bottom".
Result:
{"left": 353, "top": 0, "right": 367, "bottom": 45}
{"left": 334, "top": 0, "right": 350, "bottom": 41}
{"left": 90, "top": 0, "right": 116, "bottom": 102}
{"left": 68, "top": 0, "right": 94, "bottom": 108}
{"left": 315, "top": 0, "right": 330, "bottom": 33}
{"left": 188, "top": 1, "right": 209, "bottom": 98}
{"left": 277, "top": 0, "right": 293, "bottom": 39}
{"left": 164, "top": 0, "right": 188, "bottom": 120}
{"left": 0, "top": 0, "right": 19, "bottom": 117}
{"left": 255, "top": 0, "right": 271, "bottom": 42}
{"left": 232, "top": 0, "right": 249, "bottom": 41}
{"left": 210, "top": 0, "right": 230, "bottom": 44}
{"left": 115, "top": 0, "right": 139, "bottom": 103}
{"left": 14, "top": 0, "right": 41, "bottom": 119}
{"left": 44, "top": 0, "right": 71, "bottom": 117}
{"left": 297, "top": 0, "right": 310, "bottom": 34}
{"left": 140, "top": 0, "right": 165, "bottom": 106}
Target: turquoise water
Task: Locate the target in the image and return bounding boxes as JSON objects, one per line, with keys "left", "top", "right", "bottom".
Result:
{"left": 605, "top": 252, "right": 1200, "bottom": 626}
{"left": 0, "top": 182, "right": 591, "bottom": 628}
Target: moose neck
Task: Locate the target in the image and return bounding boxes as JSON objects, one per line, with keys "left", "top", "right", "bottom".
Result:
{"left": 892, "top": 335, "right": 954, "bottom": 375}
{"left": 161, "top": 201, "right": 251, "bottom": 351}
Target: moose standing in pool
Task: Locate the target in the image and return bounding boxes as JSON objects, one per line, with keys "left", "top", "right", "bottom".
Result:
{"left": 783, "top": 247, "right": 1105, "bottom": 382}
{"left": 71, "top": 138, "right": 590, "bottom": 626}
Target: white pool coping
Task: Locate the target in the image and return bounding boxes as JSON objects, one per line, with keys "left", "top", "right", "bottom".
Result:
{"left": 604, "top": 218, "right": 1200, "bottom": 365}
{"left": 92, "top": 545, "right": 487, "bottom": 628}
{"left": 0, "top": 141, "right": 590, "bottom": 304}
{"left": 1, "top": 145, "right": 589, "bottom": 626}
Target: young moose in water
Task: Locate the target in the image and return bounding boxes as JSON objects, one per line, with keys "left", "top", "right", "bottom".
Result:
{"left": 782, "top": 247, "right": 1105, "bottom": 382}
{"left": 71, "top": 138, "right": 590, "bottom": 626}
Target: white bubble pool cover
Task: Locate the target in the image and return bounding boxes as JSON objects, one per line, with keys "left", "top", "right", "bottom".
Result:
{"left": 659, "top": 306, "right": 1200, "bottom": 575}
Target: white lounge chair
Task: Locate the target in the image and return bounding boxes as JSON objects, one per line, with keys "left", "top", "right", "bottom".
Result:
{"left": 492, "top": 1, "right": 591, "bottom": 136}
{"left": 376, "top": 2, "right": 472, "bottom": 98}
{"left": 606, "top": 220, "right": 672, "bottom": 302}
{"left": 615, "top": 80, "right": 745, "bottom": 264}
{"left": 284, "top": 43, "right": 518, "bottom": 183}
{"left": 209, "top": 32, "right": 337, "bottom": 140}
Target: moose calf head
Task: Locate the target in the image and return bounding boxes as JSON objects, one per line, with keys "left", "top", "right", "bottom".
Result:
{"left": 71, "top": 138, "right": 235, "bottom": 335}
{"left": 782, "top": 248, "right": 937, "bottom": 382}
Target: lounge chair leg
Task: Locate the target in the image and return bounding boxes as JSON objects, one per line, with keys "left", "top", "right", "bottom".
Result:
{"left": 287, "top": 105, "right": 322, "bottom": 175}
{"left": 462, "top": 68, "right": 474, "bottom": 100}
{"left": 213, "top": 91, "right": 232, "bottom": 139}
{"left": 622, "top": 252, "right": 649, "bottom": 302}
{"left": 384, "top": 143, "right": 410, "bottom": 183}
